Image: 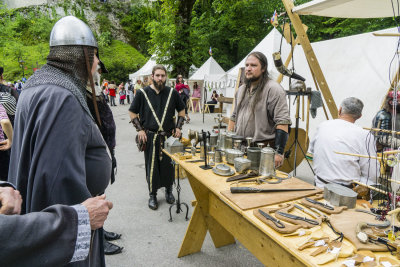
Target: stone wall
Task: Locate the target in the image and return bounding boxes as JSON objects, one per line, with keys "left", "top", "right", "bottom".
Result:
{"left": 1, "top": 0, "right": 49, "bottom": 9}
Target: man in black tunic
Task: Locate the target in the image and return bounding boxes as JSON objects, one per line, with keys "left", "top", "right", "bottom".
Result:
{"left": 129, "top": 64, "right": 185, "bottom": 210}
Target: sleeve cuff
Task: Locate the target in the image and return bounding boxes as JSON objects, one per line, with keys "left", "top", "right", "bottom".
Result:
{"left": 275, "top": 119, "right": 292, "bottom": 125}
{"left": 70, "top": 204, "right": 91, "bottom": 263}
{"left": 230, "top": 116, "right": 236, "bottom": 122}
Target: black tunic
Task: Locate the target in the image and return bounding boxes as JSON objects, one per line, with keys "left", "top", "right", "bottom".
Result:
{"left": 129, "top": 86, "right": 185, "bottom": 193}
{"left": 8, "top": 84, "right": 111, "bottom": 266}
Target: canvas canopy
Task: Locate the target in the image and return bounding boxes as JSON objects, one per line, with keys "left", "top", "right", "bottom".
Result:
{"left": 226, "top": 28, "right": 292, "bottom": 97}
{"left": 292, "top": 0, "right": 400, "bottom": 18}
{"left": 129, "top": 55, "right": 157, "bottom": 82}
{"left": 281, "top": 27, "right": 399, "bottom": 138}
{"left": 189, "top": 56, "right": 226, "bottom": 83}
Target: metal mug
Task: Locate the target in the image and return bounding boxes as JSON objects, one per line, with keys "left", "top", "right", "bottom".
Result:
{"left": 247, "top": 147, "right": 261, "bottom": 171}
{"left": 259, "top": 146, "right": 275, "bottom": 176}
{"left": 215, "top": 150, "right": 222, "bottom": 163}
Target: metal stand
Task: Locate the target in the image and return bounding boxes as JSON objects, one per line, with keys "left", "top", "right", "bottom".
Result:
{"left": 202, "top": 87, "right": 208, "bottom": 124}
{"left": 199, "top": 130, "right": 212, "bottom": 170}
{"left": 169, "top": 161, "right": 189, "bottom": 222}
{"left": 285, "top": 89, "right": 315, "bottom": 176}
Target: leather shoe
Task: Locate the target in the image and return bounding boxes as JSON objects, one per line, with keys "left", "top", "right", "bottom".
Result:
{"left": 165, "top": 187, "right": 175, "bottom": 204}
{"left": 104, "top": 240, "right": 123, "bottom": 255}
{"left": 148, "top": 194, "right": 158, "bottom": 210}
{"left": 104, "top": 230, "right": 121, "bottom": 241}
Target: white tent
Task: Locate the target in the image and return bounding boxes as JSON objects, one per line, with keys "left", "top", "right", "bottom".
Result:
{"left": 226, "top": 28, "right": 293, "bottom": 97}
{"left": 282, "top": 27, "right": 399, "bottom": 139}
{"left": 189, "top": 56, "right": 227, "bottom": 100}
{"left": 293, "top": 0, "right": 400, "bottom": 18}
{"left": 129, "top": 55, "right": 157, "bottom": 82}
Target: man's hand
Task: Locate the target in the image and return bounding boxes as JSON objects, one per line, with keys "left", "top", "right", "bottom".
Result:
{"left": 82, "top": 195, "right": 113, "bottom": 230}
{"left": 275, "top": 154, "right": 284, "bottom": 168}
{"left": 138, "top": 130, "right": 147, "bottom": 143}
{"left": 174, "top": 128, "right": 182, "bottom": 138}
{"left": 0, "top": 187, "right": 22, "bottom": 215}
{"left": 0, "top": 139, "right": 11, "bottom": 151}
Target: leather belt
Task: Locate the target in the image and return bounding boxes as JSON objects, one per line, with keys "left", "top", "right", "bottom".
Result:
{"left": 316, "top": 176, "right": 353, "bottom": 189}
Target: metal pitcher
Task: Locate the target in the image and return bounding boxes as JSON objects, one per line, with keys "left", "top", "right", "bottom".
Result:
{"left": 224, "top": 132, "right": 235, "bottom": 150}
{"left": 259, "top": 145, "right": 275, "bottom": 176}
{"left": 209, "top": 131, "right": 219, "bottom": 147}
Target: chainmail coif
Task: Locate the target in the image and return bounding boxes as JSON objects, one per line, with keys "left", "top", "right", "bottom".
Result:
{"left": 23, "top": 45, "right": 95, "bottom": 120}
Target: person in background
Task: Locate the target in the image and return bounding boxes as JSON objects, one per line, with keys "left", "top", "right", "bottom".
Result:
{"left": 0, "top": 103, "right": 12, "bottom": 181}
{"left": 134, "top": 79, "right": 142, "bottom": 97}
{"left": 207, "top": 90, "right": 219, "bottom": 113}
{"left": 118, "top": 82, "right": 126, "bottom": 105}
{"left": 192, "top": 82, "right": 201, "bottom": 112}
{"left": 175, "top": 75, "right": 190, "bottom": 123}
{"left": 108, "top": 80, "right": 117, "bottom": 106}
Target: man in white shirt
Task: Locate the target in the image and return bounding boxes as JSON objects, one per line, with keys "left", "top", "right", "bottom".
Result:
{"left": 309, "top": 97, "right": 379, "bottom": 188}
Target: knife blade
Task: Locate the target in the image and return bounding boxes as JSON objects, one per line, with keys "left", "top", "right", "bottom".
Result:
{"left": 230, "top": 187, "right": 315, "bottom": 193}
{"left": 305, "top": 197, "right": 334, "bottom": 210}
{"left": 258, "top": 209, "right": 285, "bottom": 228}
{"left": 226, "top": 171, "right": 258, "bottom": 182}
{"left": 294, "top": 204, "right": 319, "bottom": 219}
{"left": 276, "top": 211, "right": 319, "bottom": 225}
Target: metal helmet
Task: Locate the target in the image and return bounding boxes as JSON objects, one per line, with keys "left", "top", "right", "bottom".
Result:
{"left": 49, "top": 16, "right": 98, "bottom": 48}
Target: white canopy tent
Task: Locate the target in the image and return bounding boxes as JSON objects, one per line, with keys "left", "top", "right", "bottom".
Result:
{"left": 129, "top": 55, "right": 157, "bottom": 82}
{"left": 281, "top": 27, "right": 399, "bottom": 138}
{"left": 226, "top": 28, "right": 293, "bottom": 98}
{"left": 292, "top": 0, "right": 400, "bottom": 18}
{"left": 189, "top": 56, "right": 227, "bottom": 100}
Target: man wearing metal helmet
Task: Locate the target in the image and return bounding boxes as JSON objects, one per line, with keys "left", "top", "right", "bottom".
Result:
{"left": 8, "top": 16, "right": 112, "bottom": 266}
{"left": 373, "top": 90, "right": 400, "bottom": 151}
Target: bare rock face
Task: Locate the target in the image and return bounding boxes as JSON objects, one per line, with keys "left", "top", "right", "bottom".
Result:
{"left": 323, "top": 183, "right": 357, "bottom": 208}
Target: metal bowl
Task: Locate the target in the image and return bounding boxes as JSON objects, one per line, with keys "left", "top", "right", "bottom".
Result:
{"left": 212, "top": 164, "right": 235, "bottom": 176}
{"left": 225, "top": 149, "right": 244, "bottom": 165}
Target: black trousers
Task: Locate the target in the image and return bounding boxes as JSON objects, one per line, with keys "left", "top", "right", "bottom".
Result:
{"left": 0, "top": 150, "right": 10, "bottom": 181}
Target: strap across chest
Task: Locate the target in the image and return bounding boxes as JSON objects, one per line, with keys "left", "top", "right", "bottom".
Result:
{"left": 139, "top": 88, "right": 173, "bottom": 131}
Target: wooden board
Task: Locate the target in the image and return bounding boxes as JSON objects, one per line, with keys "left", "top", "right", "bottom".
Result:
{"left": 221, "top": 177, "right": 323, "bottom": 210}
{"left": 330, "top": 210, "right": 391, "bottom": 252}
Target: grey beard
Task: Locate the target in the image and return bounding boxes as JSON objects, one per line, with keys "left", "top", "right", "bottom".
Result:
{"left": 86, "top": 64, "right": 102, "bottom": 96}
{"left": 153, "top": 79, "right": 166, "bottom": 91}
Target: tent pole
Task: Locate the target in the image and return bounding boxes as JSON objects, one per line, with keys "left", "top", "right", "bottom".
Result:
{"left": 282, "top": 0, "right": 338, "bottom": 119}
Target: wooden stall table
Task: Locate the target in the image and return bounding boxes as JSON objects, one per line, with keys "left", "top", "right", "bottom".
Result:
{"left": 163, "top": 150, "right": 399, "bottom": 266}
{"left": 188, "top": 97, "right": 201, "bottom": 113}
{"left": 203, "top": 103, "right": 217, "bottom": 113}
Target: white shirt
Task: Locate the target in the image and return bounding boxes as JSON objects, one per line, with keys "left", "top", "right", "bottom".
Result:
{"left": 309, "top": 119, "right": 379, "bottom": 188}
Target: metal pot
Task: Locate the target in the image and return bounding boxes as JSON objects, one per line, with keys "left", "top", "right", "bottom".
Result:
{"left": 247, "top": 147, "right": 261, "bottom": 171}
{"left": 225, "top": 148, "right": 244, "bottom": 165}
{"left": 220, "top": 132, "right": 226, "bottom": 151}
{"left": 215, "top": 150, "right": 223, "bottom": 163}
{"left": 234, "top": 157, "right": 251, "bottom": 174}
{"left": 259, "top": 146, "right": 275, "bottom": 176}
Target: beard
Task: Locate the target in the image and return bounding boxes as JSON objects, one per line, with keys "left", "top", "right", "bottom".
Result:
{"left": 153, "top": 79, "right": 166, "bottom": 91}
{"left": 244, "top": 74, "right": 261, "bottom": 85}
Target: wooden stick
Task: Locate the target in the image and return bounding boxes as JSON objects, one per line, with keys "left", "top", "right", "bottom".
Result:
{"left": 305, "top": 94, "right": 310, "bottom": 147}
{"left": 379, "top": 66, "right": 400, "bottom": 110}
{"left": 302, "top": 95, "right": 304, "bottom": 121}
{"left": 334, "top": 151, "right": 379, "bottom": 160}
{"left": 363, "top": 127, "right": 400, "bottom": 136}
{"left": 387, "top": 178, "right": 400, "bottom": 185}
{"left": 352, "top": 180, "right": 388, "bottom": 194}
{"left": 373, "top": 33, "right": 400, "bottom": 37}
{"left": 383, "top": 150, "right": 400, "bottom": 155}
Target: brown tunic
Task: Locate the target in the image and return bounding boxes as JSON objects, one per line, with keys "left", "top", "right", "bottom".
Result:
{"left": 231, "top": 79, "right": 291, "bottom": 142}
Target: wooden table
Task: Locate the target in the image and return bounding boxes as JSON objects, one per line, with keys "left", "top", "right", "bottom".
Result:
{"left": 163, "top": 151, "right": 398, "bottom": 266}
{"left": 189, "top": 97, "right": 201, "bottom": 113}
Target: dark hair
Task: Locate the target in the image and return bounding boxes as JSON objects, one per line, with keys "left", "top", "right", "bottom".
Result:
{"left": 176, "top": 74, "right": 183, "bottom": 84}
{"left": 152, "top": 64, "right": 167, "bottom": 75}
{"left": 193, "top": 82, "right": 198, "bottom": 89}
{"left": 0, "top": 67, "right": 3, "bottom": 76}
{"left": 236, "top": 51, "right": 270, "bottom": 113}
{"left": 111, "top": 80, "right": 115, "bottom": 84}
